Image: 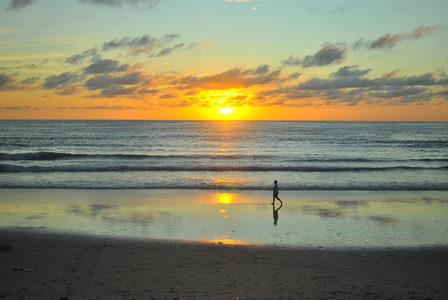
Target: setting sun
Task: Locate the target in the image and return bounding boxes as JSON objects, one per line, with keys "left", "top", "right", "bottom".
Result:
{"left": 219, "top": 107, "right": 234, "bottom": 115}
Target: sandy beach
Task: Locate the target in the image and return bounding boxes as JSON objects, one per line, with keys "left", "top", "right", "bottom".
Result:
{"left": 1, "top": 189, "right": 448, "bottom": 299}
{"left": 0, "top": 229, "right": 447, "bottom": 299}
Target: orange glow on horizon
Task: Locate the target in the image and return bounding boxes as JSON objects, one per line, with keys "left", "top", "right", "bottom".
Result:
{"left": 1, "top": 90, "right": 447, "bottom": 121}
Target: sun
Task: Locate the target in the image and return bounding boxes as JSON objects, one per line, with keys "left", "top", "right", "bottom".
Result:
{"left": 219, "top": 107, "right": 234, "bottom": 115}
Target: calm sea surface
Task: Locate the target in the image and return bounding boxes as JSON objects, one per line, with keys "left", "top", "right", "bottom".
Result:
{"left": 1, "top": 121, "right": 447, "bottom": 190}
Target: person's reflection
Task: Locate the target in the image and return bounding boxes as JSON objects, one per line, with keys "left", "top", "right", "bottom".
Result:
{"left": 273, "top": 203, "right": 282, "bottom": 226}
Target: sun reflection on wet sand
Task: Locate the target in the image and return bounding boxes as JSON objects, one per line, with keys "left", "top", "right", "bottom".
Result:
{"left": 201, "top": 232, "right": 249, "bottom": 245}
{"left": 216, "top": 193, "right": 233, "bottom": 205}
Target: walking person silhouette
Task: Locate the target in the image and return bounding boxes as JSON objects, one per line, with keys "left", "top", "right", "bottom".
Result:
{"left": 271, "top": 180, "right": 283, "bottom": 205}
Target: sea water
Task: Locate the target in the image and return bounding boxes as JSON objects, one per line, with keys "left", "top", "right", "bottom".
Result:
{"left": 1, "top": 120, "right": 447, "bottom": 190}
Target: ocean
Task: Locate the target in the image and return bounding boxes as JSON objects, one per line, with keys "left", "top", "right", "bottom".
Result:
{"left": 1, "top": 120, "right": 447, "bottom": 191}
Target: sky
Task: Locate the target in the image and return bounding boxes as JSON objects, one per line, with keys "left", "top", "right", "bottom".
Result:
{"left": 1, "top": 0, "right": 447, "bottom": 121}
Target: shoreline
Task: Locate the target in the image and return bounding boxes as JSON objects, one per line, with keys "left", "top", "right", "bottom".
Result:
{"left": 1, "top": 229, "right": 447, "bottom": 299}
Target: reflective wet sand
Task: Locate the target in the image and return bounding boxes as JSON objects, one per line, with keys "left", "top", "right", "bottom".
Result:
{"left": 1, "top": 189, "right": 447, "bottom": 248}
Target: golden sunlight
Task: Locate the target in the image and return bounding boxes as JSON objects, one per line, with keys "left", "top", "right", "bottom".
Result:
{"left": 192, "top": 89, "right": 255, "bottom": 120}
{"left": 219, "top": 107, "right": 234, "bottom": 114}
{"left": 216, "top": 193, "right": 233, "bottom": 205}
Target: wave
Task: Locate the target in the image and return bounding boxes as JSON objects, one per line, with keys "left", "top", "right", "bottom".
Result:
{"left": 2, "top": 151, "right": 448, "bottom": 163}
{"left": 1, "top": 163, "right": 447, "bottom": 173}
{"left": 0, "top": 151, "right": 267, "bottom": 161}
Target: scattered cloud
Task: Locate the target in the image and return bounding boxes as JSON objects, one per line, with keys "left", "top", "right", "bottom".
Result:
{"left": 66, "top": 48, "right": 100, "bottom": 65}
{"left": 57, "top": 86, "right": 79, "bottom": 96}
{"left": 258, "top": 66, "right": 448, "bottom": 107}
{"left": 0, "top": 73, "right": 38, "bottom": 91}
{"left": 330, "top": 65, "right": 371, "bottom": 78}
{"left": 43, "top": 72, "right": 82, "bottom": 89}
{"left": 7, "top": 0, "right": 160, "bottom": 11}
{"left": 297, "top": 71, "right": 446, "bottom": 91}
{"left": 370, "top": 87, "right": 427, "bottom": 99}
{"left": 57, "top": 105, "right": 150, "bottom": 110}
{"left": 173, "top": 66, "right": 283, "bottom": 90}
{"left": 158, "top": 93, "right": 175, "bottom": 99}
{"left": 354, "top": 25, "right": 444, "bottom": 50}
{"left": 186, "top": 41, "right": 209, "bottom": 52}
{"left": 0, "top": 73, "right": 15, "bottom": 90}
{"left": 282, "top": 44, "right": 347, "bottom": 68}
{"left": 150, "top": 43, "right": 184, "bottom": 57}
{"left": 102, "top": 35, "right": 158, "bottom": 51}
{"left": 85, "top": 72, "right": 143, "bottom": 90}
{"left": 436, "top": 90, "right": 448, "bottom": 99}
{"left": 7, "top": 0, "right": 35, "bottom": 10}
{"left": 0, "top": 105, "right": 34, "bottom": 110}
{"left": 100, "top": 34, "right": 181, "bottom": 56}
{"left": 21, "top": 76, "right": 40, "bottom": 84}
{"left": 79, "top": 0, "right": 160, "bottom": 9}
{"left": 84, "top": 59, "right": 130, "bottom": 74}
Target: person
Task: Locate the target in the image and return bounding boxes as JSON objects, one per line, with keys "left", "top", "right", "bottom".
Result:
{"left": 271, "top": 180, "right": 282, "bottom": 205}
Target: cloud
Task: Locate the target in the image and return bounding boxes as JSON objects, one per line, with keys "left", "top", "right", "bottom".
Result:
{"left": 84, "top": 59, "right": 130, "bottom": 74}
{"left": 0, "top": 105, "right": 33, "bottom": 110}
{"left": 174, "top": 66, "right": 283, "bottom": 90}
{"left": 8, "top": 0, "right": 160, "bottom": 11}
{"left": 282, "top": 44, "right": 347, "bottom": 67}
{"left": 330, "top": 65, "right": 371, "bottom": 78}
{"left": 57, "top": 86, "right": 79, "bottom": 95}
{"left": 84, "top": 72, "right": 143, "bottom": 90}
{"left": 0, "top": 73, "right": 15, "bottom": 90}
{"left": 369, "top": 25, "right": 444, "bottom": 50}
{"left": 370, "top": 87, "right": 427, "bottom": 99}
{"left": 436, "top": 90, "right": 448, "bottom": 99}
{"left": 7, "top": 0, "right": 35, "bottom": 10}
{"left": 158, "top": 93, "right": 175, "bottom": 99}
{"left": 21, "top": 76, "right": 40, "bottom": 84}
{"left": 57, "top": 105, "right": 148, "bottom": 110}
{"left": 254, "top": 65, "right": 448, "bottom": 107}
{"left": 150, "top": 43, "right": 184, "bottom": 57}
{"left": 186, "top": 41, "right": 209, "bottom": 51}
{"left": 296, "top": 69, "right": 446, "bottom": 91}
{"left": 0, "top": 73, "right": 37, "bottom": 91}
{"left": 43, "top": 72, "right": 82, "bottom": 89}
{"left": 79, "top": 0, "right": 160, "bottom": 9}
{"left": 254, "top": 64, "right": 269, "bottom": 75}
{"left": 66, "top": 48, "right": 100, "bottom": 64}
{"left": 102, "top": 35, "right": 157, "bottom": 51}
{"left": 99, "top": 86, "right": 138, "bottom": 97}
{"left": 84, "top": 72, "right": 149, "bottom": 98}
{"left": 102, "top": 34, "right": 181, "bottom": 56}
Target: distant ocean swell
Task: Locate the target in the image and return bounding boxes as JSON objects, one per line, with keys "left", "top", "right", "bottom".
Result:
{"left": 1, "top": 164, "right": 447, "bottom": 173}
{"left": 2, "top": 151, "right": 448, "bottom": 163}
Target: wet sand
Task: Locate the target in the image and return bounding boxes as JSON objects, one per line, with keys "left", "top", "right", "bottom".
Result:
{"left": 1, "top": 229, "right": 447, "bottom": 299}
{"left": 1, "top": 189, "right": 448, "bottom": 248}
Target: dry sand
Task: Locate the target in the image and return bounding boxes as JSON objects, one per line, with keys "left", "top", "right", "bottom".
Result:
{"left": 1, "top": 229, "right": 447, "bottom": 300}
